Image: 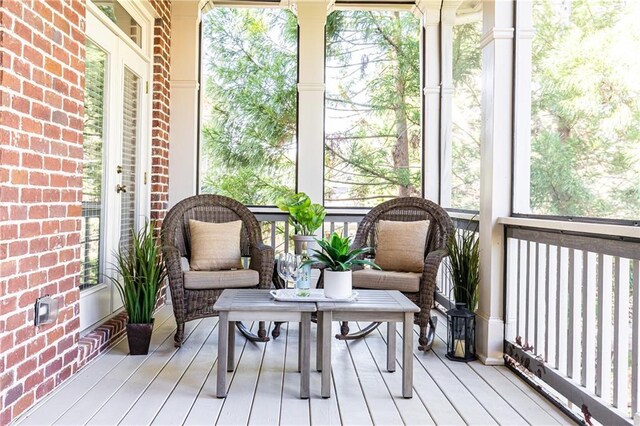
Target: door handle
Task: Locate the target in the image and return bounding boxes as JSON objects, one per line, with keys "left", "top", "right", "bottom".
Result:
{"left": 116, "top": 184, "right": 127, "bottom": 194}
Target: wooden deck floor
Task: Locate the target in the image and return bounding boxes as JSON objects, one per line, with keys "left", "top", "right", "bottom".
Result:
{"left": 17, "top": 306, "right": 573, "bottom": 425}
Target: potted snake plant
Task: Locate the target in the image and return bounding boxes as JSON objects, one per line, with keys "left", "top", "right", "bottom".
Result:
{"left": 109, "top": 221, "right": 166, "bottom": 355}
{"left": 305, "top": 232, "right": 379, "bottom": 299}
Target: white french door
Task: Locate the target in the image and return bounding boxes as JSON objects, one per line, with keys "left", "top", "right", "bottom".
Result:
{"left": 80, "top": 3, "right": 151, "bottom": 331}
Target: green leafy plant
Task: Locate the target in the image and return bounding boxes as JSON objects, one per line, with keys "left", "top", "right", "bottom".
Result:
{"left": 108, "top": 221, "right": 167, "bottom": 324}
{"left": 304, "top": 232, "right": 379, "bottom": 272}
{"left": 277, "top": 192, "right": 326, "bottom": 235}
{"left": 446, "top": 221, "right": 480, "bottom": 311}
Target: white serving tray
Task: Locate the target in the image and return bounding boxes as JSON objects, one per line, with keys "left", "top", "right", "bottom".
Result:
{"left": 270, "top": 289, "right": 358, "bottom": 303}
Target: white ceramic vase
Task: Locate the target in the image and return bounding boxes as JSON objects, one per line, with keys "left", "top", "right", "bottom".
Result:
{"left": 323, "top": 270, "right": 352, "bottom": 299}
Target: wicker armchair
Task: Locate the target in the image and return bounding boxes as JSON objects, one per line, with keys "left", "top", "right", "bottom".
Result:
{"left": 343, "top": 197, "right": 453, "bottom": 351}
{"left": 161, "top": 195, "right": 274, "bottom": 347}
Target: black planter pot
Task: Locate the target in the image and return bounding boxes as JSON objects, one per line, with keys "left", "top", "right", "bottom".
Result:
{"left": 126, "top": 320, "right": 154, "bottom": 355}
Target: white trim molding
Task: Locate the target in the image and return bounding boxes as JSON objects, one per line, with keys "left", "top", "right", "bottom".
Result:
{"left": 297, "top": 82, "right": 326, "bottom": 92}
{"left": 479, "top": 27, "right": 514, "bottom": 49}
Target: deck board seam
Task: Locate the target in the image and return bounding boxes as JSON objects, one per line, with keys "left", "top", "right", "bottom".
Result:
{"left": 84, "top": 319, "right": 203, "bottom": 425}
{"left": 369, "top": 323, "right": 437, "bottom": 425}
{"left": 149, "top": 320, "right": 218, "bottom": 424}
{"left": 355, "top": 321, "right": 414, "bottom": 425}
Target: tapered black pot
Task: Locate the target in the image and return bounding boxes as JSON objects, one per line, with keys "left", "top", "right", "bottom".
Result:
{"left": 126, "top": 320, "right": 154, "bottom": 355}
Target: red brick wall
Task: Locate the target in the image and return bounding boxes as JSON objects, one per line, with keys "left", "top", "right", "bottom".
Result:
{"left": 0, "top": 0, "right": 171, "bottom": 423}
{"left": 149, "top": 0, "right": 171, "bottom": 306}
{"left": 0, "top": 0, "right": 87, "bottom": 423}
{"left": 150, "top": 0, "right": 171, "bottom": 227}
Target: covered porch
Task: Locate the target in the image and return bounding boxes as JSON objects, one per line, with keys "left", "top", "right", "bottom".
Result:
{"left": 1, "top": 0, "right": 639, "bottom": 424}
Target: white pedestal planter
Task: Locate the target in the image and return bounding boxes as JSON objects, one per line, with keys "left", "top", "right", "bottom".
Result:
{"left": 323, "top": 270, "right": 352, "bottom": 299}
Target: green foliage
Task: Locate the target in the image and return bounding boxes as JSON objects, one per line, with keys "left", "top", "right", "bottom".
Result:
{"left": 529, "top": 0, "right": 640, "bottom": 219}
{"left": 277, "top": 192, "right": 326, "bottom": 235}
{"left": 446, "top": 222, "right": 480, "bottom": 311}
{"left": 200, "top": 8, "right": 298, "bottom": 205}
{"left": 108, "top": 221, "right": 167, "bottom": 324}
{"left": 305, "top": 232, "right": 379, "bottom": 272}
{"left": 451, "top": 21, "right": 482, "bottom": 210}
{"left": 324, "top": 11, "right": 422, "bottom": 206}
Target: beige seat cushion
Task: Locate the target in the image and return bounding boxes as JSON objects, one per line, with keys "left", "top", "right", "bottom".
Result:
{"left": 375, "top": 220, "right": 429, "bottom": 273}
{"left": 352, "top": 269, "right": 421, "bottom": 293}
{"left": 183, "top": 269, "right": 259, "bottom": 290}
{"left": 189, "top": 219, "right": 242, "bottom": 270}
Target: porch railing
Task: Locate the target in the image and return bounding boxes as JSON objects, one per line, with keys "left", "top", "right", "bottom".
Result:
{"left": 253, "top": 209, "right": 472, "bottom": 311}
{"left": 503, "top": 219, "right": 640, "bottom": 424}
{"left": 252, "top": 211, "right": 364, "bottom": 254}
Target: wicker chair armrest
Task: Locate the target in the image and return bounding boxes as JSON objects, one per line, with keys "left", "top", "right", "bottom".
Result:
{"left": 424, "top": 248, "right": 448, "bottom": 270}
{"left": 162, "top": 245, "right": 186, "bottom": 310}
{"left": 251, "top": 242, "right": 275, "bottom": 289}
{"left": 418, "top": 248, "right": 449, "bottom": 307}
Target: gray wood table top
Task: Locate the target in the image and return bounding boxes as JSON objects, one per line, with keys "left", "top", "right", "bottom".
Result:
{"left": 213, "top": 289, "right": 316, "bottom": 312}
{"left": 316, "top": 290, "right": 419, "bottom": 313}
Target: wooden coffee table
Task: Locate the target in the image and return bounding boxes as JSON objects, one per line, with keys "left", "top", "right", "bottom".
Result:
{"left": 214, "top": 289, "right": 316, "bottom": 399}
{"left": 315, "top": 290, "right": 420, "bottom": 398}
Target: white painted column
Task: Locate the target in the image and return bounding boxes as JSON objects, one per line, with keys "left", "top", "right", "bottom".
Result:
{"left": 438, "top": 2, "right": 461, "bottom": 208}
{"left": 296, "top": 2, "right": 326, "bottom": 205}
{"left": 513, "top": 1, "right": 533, "bottom": 213}
{"left": 477, "top": 0, "right": 515, "bottom": 365}
{"left": 168, "top": 1, "right": 203, "bottom": 207}
{"left": 422, "top": 2, "right": 441, "bottom": 203}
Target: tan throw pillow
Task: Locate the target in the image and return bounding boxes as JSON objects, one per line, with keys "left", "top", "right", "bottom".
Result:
{"left": 189, "top": 219, "right": 242, "bottom": 271}
{"left": 375, "top": 220, "right": 430, "bottom": 273}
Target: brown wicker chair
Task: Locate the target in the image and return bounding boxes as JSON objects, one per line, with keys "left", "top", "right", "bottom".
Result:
{"left": 161, "top": 194, "right": 274, "bottom": 347}
{"left": 342, "top": 197, "right": 453, "bottom": 351}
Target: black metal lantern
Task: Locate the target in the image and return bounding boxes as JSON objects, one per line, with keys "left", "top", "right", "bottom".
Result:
{"left": 446, "top": 302, "right": 476, "bottom": 362}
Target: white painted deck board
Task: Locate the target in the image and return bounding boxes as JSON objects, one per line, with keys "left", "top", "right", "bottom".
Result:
{"left": 308, "top": 321, "right": 342, "bottom": 425}
{"left": 119, "top": 318, "right": 217, "bottom": 425}
{"left": 18, "top": 306, "right": 574, "bottom": 426}
{"left": 18, "top": 308, "right": 174, "bottom": 426}
{"left": 150, "top": 319, "right": 219, "bottom": 425}
{"left": 247, "top": 323, "right": 287, "bottom": 425}
{"left": 278, "top": 322, "right": 311, "bottom": 426}
{"left": 347, "top": 323, "right": 416, "bottom": 425}
{"left": 347, "top": 338, "right": 403, "bottom": 424}
{"left": 85, "top": 320, "right": 204, "bottom": 425}
{"left": 215, "top": 322, "right": 270, "bottom": 426}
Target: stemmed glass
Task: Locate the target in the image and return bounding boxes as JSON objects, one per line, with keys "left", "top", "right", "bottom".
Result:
{"left": 277, "top": 253, "right": 302, "bottom": 289}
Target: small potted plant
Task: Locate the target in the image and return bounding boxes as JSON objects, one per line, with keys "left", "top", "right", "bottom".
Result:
{"left": 445, "top": 221, "right": 479, "bottom": 361}
{"left": 278, "top": 192, "right": 326, "bottom": 254}
{"left": 305, "top": 232, "right": 379, "bottom": 299}
{"left": 109, "top": 221, "right": 167, "bottom": 355}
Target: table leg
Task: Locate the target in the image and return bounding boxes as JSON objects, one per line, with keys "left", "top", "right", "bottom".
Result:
{"left": 402, "top": 312, "right": 413, "bottom": 398}
{"left": 217, "top": 312, "right": 229, "bottom": 398}
{"left": 228, "top": 320, "right": 235, "bottom": 372}
{"left": 298, "top": 321, "right": 302, "bottom": 373}
{"left": 316, "top": 312, "right": 323, "bottom": 372}
{"left": 300, "top": 313, "right": 311, "bottom": 399}
{"left": 387, "top": 321, "right": 396, "bottom": 372}
{"left": 321, "top": 311, "right": 332, "bottom": 398}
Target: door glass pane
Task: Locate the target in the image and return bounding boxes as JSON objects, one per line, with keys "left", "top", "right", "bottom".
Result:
{"left": 94, "top": 1, "right": 142, "bottom": 47}
{"left": 120, "top": 67, "right": 139, "bottom": 248}
{"left": 81, "top": 40, "right": 107, "bottom": 289}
